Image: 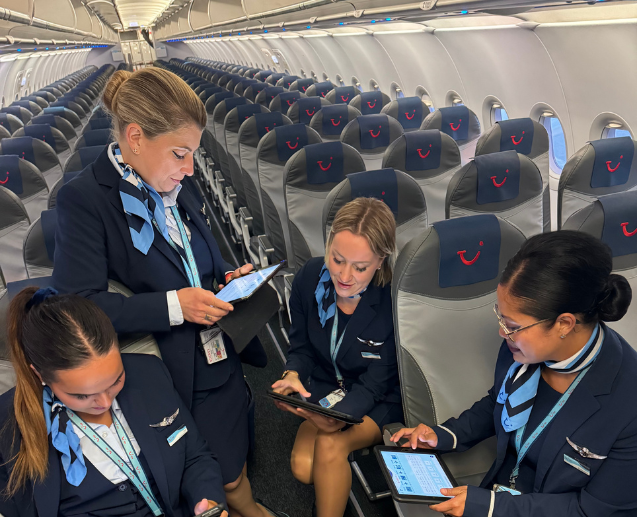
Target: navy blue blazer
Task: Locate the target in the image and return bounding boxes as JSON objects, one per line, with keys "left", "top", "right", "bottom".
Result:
{"left": 52, "top": 147, "right": 237, "bottom": 407}
{"left": 0, "top": 354, "right": 226, "bottom": 517}
{"left": 432, "top": 324, "right": 637, "bottom": 517}
{"left": 285, "top": 257, "right": 401, "bottom": 420}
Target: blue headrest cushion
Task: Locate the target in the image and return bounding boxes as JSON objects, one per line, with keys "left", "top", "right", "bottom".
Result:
{"left": 599, "top": 191, "right": 637, "bottom": 257}
{"left": 210, "top": 91, "right": 235, "bottom": 107}
{"left": 40, "top": 209, "right": 58, "bottom": 261}
{"left": 239, "top": 79, "right": 257, "bottom": 88}
{"left": 222, "top": 97, "right": 248, "bottom": 114}
{"left": 321, "top": 105, "right": 349, "bottom": 136}
{"left": 258, "top": 70, "right": 273, "bottom": 80}
{"left": 280, "top": 76, "right": 299, "bottom": 89}
{"left": 249, "top": 83, "right": 268, "bottom": 95}
{"left": 475, "top": 151, "right": 521, "bottom": 205}
{"left": 236, "top": 104, "right": 263, "bottom": 124}
{"left": 254, "top": 112, "right": 284, "bottom": 139}
{"left": 296, "top": 98, "right": 323, "bottom": 125}
{"left": 1, "top": 137, "right": 35, "bottom": 164}
{"left": 2, "top": 106, "right": 24, "bottom": 119}
{"left": 397, "top": 97, "right": 423, "bottom": 130}
{"left": 269, "top": 73, "right": 285, "bottom": 83}
{"left": 264, "top": 87, "right": 285, "bottom": 105}
{"left": 305, "top": 142, "right": 345, "bottom": 184}
{"left": 275, "top": 124, "right": 309, "bottom": 163}
{"left": 278, "top": 92, "right": 303, "bottom": 115}
{"left": 12, "top": 101, "right": 33, "bottom": 110}
{"left": 82, "top": 129, "right": 112, "bottom": 147}
{"left": 440, "top": 106, "right": 470, "bottom": 141}
{"left": 404, "top": 130, "right": 442, "bottom": 171}
{"left": 88, "top": 118, "right": 112, "bottom": 130}
{"left": 31, "top": 115, "right": 57, "bottom": 127}
{"left": 347, "top": 168, "right": 398, "bottom": 215}
{"left": 295, "top": 78, "right": 315, "bottom": 93}
{"left": 23, "top": 125, "right": 57, "bottom": 153}
{"left": 0, "top": 113, "right": 16, "bottom": 130}
{"left": 433, "top": 214, "right": 501, "bottom": 288}
{"left": 334, "top": 87, "right": 356, "bottom": 105}
{"left": 498, "top": 118, "right": 534, "bottom": 155}
{"left": 359, "top": 92, "right": 383, "bottom": 115}
{"left": 312, "top": 81, "right": 334, "bottom": 99}
{"left": 359, "top": 115, "right": 390, "bottom": 150}
{"left": 79, "top": 146, "right": 103, "bottom": 167}
{"left": 0, "top": 155, "right": 23, "bottom": 195}
{"left": 590, "top": 137, "right": 634, "bottom": 188}
{"left": 43, "top": 107, "right": 67, "bottom": 116}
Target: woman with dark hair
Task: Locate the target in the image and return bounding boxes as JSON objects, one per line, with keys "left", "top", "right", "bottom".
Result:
{"left": 0, "top": 287, "right": 227, "bottom": 517}
{"left": 392, "top": 231, "right": 637, "bottom": 517}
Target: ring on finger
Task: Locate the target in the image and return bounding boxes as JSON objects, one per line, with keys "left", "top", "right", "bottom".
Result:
{"left": 204, "top": 314, "right": 212, "bottom": 322}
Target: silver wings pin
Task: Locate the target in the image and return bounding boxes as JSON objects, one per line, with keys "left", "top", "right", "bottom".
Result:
{"left": 566, "top": 437, "right": 607, "bottom": 460}
{"left": 357, "top": 337, "right": 384, "bottom": 347}
{"left": 149, "top": 408, "right": 179, "bottom": 428}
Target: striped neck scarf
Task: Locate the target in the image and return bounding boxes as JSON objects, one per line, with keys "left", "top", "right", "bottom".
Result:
{"left": 315, "top": 264, "right": 366, "bottom": 328}
{"left": 497, "top": 324, "right": 603, "bottom": 433}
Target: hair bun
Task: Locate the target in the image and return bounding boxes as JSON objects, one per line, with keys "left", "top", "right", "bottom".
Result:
{"left": 102, "top": 70, "right": 132, "bottom": 113}
{"left": 597, "top": 274, "right": 632, "bottom": 322}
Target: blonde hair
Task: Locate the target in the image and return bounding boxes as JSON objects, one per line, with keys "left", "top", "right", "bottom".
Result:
{"left": 102, "top": 68, "right": 206, "bottom": 140}
{"left": 325, "top": 198, "right": 396, "bottom": 287}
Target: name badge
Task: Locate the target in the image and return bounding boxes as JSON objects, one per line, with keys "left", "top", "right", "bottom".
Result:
{"left": 319, "top": 389, "right": 346, "bottom": 409}
{"left": 167, "top": 425, "right": 188, "bottom": 446}
{"left": 361, "top": 352, "right": 381, "bottom": 360}
{"left": 200, "top": 326, "right": 227, "bottom": 364}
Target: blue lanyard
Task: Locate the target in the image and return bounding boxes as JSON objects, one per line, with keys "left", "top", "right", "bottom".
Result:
{"left": 169, "top": 206, "right": 202, "bottom": 289}
{"left": 509, "top": 365, "right": 591, "bottom": 489}
{"left": 329, "top": 300, "right": 348, "bottom": 391}
{"left": 67, "top": 409, "right": 163, "bottom": 516}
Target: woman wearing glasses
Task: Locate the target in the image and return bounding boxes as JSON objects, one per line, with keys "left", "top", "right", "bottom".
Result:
{"left": 391, "top": 231, "right": 637, "bottom": 517}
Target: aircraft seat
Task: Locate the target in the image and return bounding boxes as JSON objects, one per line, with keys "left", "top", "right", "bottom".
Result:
{"left": 349, "top": 91, "right": 391, "bottom": 115}
{"left": 309, "top": 104, "right": 361, "bottom": 141}
{"left": 1, "top": 106, "right": 32, "bottom": 125}
{"left": 289, "top": 78, "right": 316, "bottom": 94}
{"left": 34, "top": 90, "right": 57, "bottom": 102}
{"left": 11, "top": 100, "right": 43, "bottom": 116}
{"left": 30, "top": 114, "right": 77, "bottom": 142}
{"left": 50, "top": 100, "right": 86, "bottom": 119}
{"left": 0, "top": 113, "right": 24, "bottom": 134}
{"left": 82, "top": 117, "right": 111, "bottom": 134}
{"left": 234, "top": 79, "right": 257, "bottom": 97}
{"left": 276, "top": 76, "right": 300, "bottom": 90}
{"left": 256, "top": 87, "right": 286, "bottom": 108}
{"left": 205, "top": 91, "right": 238, "bottom": 167}
{"left": 0, "top": 155, "right": 48, "bottom": 221}
{"left": 254, "top": 70, "right": 273, "bottom": 82}
{"left": 23, "top": 96, "right": 49, "bottom": 109}
{"left": 421, "top": 106, "right": 481, "bottom": 165}
{"left": 382, "top": 97, "right": 431, "bottom": 133}
{"left": 74, "top": 128, "right": 114, "bottom": 151}
{"left": 199, "top": 85, "right": 224, "bottom": 102}
{"left": 23, "top": 209, "right": 57, "bottom": 278}
{"left": 324, "top": 86, "right": 360, "bottom": 106}
{"left": 392, "top": 213, "right": 525, "bottom": 485}
{"left": 557, "top": 137, "right": 637, "bottom": 229}
{"left": 43, "top": 107, "right": 82, "bottom": 128}
{"left": 304, "top": 81, "right": 335, "bottom": 100}
{"left": 244, "top": 68, "right": 261, "bottom": 79}
{"left": 269, "top": 91, "right": 306, "bottom": 116}
{"left": 0, "top": 126, "right": 9, "bottom": 141}
{"left": 285, "top": 141, "right": 365, "bottom": 269}
{"left": 383, "top": 129, "right": 462, "bottom": 223}
{"left": 0, "top": 137, "right": 61, "bottom": 188}
{"left": 244, "top": 83, "right": 269, "bottom": 103}
{"left": 323, "top": 167, "right": 428, "bottom": 252}
{"left": 89, "top": 107, "right": 110, "bottom": 121}
{"left": 340, "top": 114, "right": 404, "bottom": 170}
{"left": 13, "top": 124, "right": 70, "bottom": 154}
{"left": 265, "top": 73, "right": 286, "bottom": 86}
{"left": 63, "top": 145, "right": 104, "bottom": 174}
{"left": 287, "top": 97, "right": 331, "bottom": 126}
{"left": 213, "top": 97, "right": 251, "bottom": 187}
{"left": 0, "top": 186, "right": 30, "bottom": 282}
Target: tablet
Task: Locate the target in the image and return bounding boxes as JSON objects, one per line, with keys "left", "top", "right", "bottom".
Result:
{"left": 215, "top": 262, "right": 284, "bottom": 303}
{"left": 267, "top": 389, "right": 364, "bottom": 425}
{"left": 374, "top": 446, "right": 457, "bottom": 504}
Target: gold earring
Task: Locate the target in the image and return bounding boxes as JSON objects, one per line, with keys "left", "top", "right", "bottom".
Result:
{"left": 133, "top": 147, "right": 140, "bottom": 154}
{"left": 560, "top": 335, "right": 566, "bottom": 339}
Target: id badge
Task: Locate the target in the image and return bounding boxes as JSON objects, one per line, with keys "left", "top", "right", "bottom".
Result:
{"left": 493, "top": 484, "right": 522, "bottom": 496}
{"left": 200, "top": 326, "right": 227, "bottom": 364}
{"left": 319, "top": 389, "right": 345, "bottom": 409}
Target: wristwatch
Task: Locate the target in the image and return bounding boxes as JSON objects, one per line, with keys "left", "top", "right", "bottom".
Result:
{"left": 281, "top": 370, "right": 298, "bottom": 380}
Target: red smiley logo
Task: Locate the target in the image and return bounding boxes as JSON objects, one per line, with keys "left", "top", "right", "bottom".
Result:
{"left": 331, "top": 118, "right": 341, "bottom": 126}
{"left": 405, "top": 111, "right": 416, "bottom": 120}
{"left": 417, "top": 144, "right": 433, "bottom": 159}
{"left": 369, "top": 126, "right": 382, "bottom": 138}
{"left": 621, "top": 222, "right": 637, "bottom": 237}
{"left": 265, "top": 123, "right": 277, "bottom": 132}
{"left": 0, "top": 171, "right": 8, "bottom": 184}
{"left": 341, "top": 95, "right": 350, "bottom": 102}
{"left": 607, "top": 155, "right": 623, "bottom": 173}
{"left": 305, "top": 109, "right": 316, "bottom": 116}
{"left": 367, "top": 101, "right": 376, "bottom": 109}
{"left": 320, "top": 91, "right": 327, "bottom": 98}
{"left": 450, "top": 120, "right": 462, "bottom": 131}
{"left": 302, "top": 86, "right": 308, "bottom": 92}
{"left": 287, "top": 138, "right": 299, "bottom": 149}
{"left": 317, "top": 157, "right": 333, "bottom": 171}
{"left": 457, "top": 241, "right": 483, "bottom": 266}
{"left": 286, "top": 99, "right": 295, "bottom": 106}
{"left": 511, "top": 131, "right": 525, "bottom": 145}
{"left": 490, "top": 169, "right": 509, "bottom": 188}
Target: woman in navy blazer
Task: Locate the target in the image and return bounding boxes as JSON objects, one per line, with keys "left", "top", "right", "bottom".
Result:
{"left": 393, "top": 231, "right": 637, "bottom": 517}
{"left": 272, "top": 198, "right": 403, "bottom": 517}
{"left": 52, "top": 68, "right": 275, "bottom": 517}
{"left": 0, "top": 287, "right": 227, "bottom": 517}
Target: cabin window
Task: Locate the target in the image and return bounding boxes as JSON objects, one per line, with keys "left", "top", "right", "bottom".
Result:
{"left": 369, "top": 79, "right": 380, "bottom": 91}
{"left": 416, "top": 86, "right": 435, "bottom": 113}
{"left": 603, "top": 126, "right": 632, "bottom": 139}
{"left": 491, "top": 105, "right": 509, "bottom": 124}
{"left": 540, "top": 113, "right": 567, "bottom": 173}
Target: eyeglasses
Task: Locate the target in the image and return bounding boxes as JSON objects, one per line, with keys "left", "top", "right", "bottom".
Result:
{"left": 493, "top": 304, "right": 549, "bottom": 343}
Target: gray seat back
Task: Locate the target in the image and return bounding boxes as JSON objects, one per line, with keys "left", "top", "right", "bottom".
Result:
{"left": 0, "top": 113, "right": 24, "bottom": 133}
{"left": 256, "top": 87, "right": 286, "bottom": 108}
{"left": 304, "top": 81, "right": 335, "bottom": 99}
{"left": 23, "top": 95, "right": 50, "bottom": 109}
{"left": 393, "top": 214, "right": 525, "bottom": 483}
{"left": 340, "top": 114, "right": 404, "bottom": 170}
{"left": 0, "top": 137, "right": 61, "bottom": 187}
{"left": 475, "top": 118, "right": 550, "bottom": 232}
{"left": 557, "top": 137, "right": 637, "bottom": 229}
{"left": 265, "top": 73, "right": 286, "bottom": 86}
{"left": 12, "top": 100, "right": 43, "bottom": 116}
{"left": 0, "top": 126, "right": 10, "bottom": 141}
{"left": 213, "top": 97, "right": 251, "bottom": 184}
{"left": 350, "top": 91, "right": 392, "bottom": 115}
{"left": 446, "top": 151, "right": 544, "bottom": 238}
{"left": 269, "top": 91, "right": 306, "bottom": 116}
{"left": 204, "top": 90, "right": 237, "bottom": 166}
{"left": 257, "top": 123, "right": 322, "bottom": 266}
{"left": 13, "top": 124, "right": 70, "bottom": 154}
{"left": 224, "top": 104, "right": 269, "bottom": 208}
{"left": 243, "top": 83, "right": 268, "bottom": 102}
{"left": 382, "top": 97, "right": 431, "bottom": 133}
{"left": 254, "top": 70, "right": 273, "bottom": 82}
{"left": 323, "top": 168, "right": 428, "bottom": 252}
{"left": 234, "top": 79, "right": 257, "bottom": 97}
{"left": 276, "top": 75, "right": 299, "bottom": 90}
{"left": 238, "top": 112, "right": 292, "bottom": 236}
{"left": 0, "top": 155, "right": 48, "bottom": 221}
{"left": 0, "top": 186, "right": 30, "bottom": 282}
{"left": 31, "top": 114, "right": 77, "bottom": 142}
{"left": 43, "top": 106, "right": 82, "bottom": 128}
{"left": 421, "top": 106, "right": 481, "bottom": 165}
{"left": 324, "top": 86, "right": 360, "bottom": 106}
{"left": 285, "top": 142, "right": 365, "bottom": 269}
{"left": 64, "top": 145, "right": 104, "bottom": 173}
{"left": 73, "top": 128, "right": 113, "bottom": 151}
{"left": 287, "top": 97, "right": 331, "bottom": 126}
{"left": 562, "top": 191, "right": 637, "bottom": 348}
{"left": 289, "top": 78, "right": 316, "bottom": 94}
{"left": 383, "top": 130, "right": 461, "bottom": 223}
{"left": 2, "top": 106, "right": 32, "bottom": 124}
{"left": 309, "top": 104, "right": 361, "bottom": 142}
{"left": 23, "top": 209, "right": 57, "bottom": 278}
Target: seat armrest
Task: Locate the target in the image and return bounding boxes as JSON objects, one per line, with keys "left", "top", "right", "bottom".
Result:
{"left": 239, "top": 206, "right": 253, "bottom": 234}
{"left": 257, "top": 234, "right": 275, "bottom": 266}
{"left": 382, "top": 422, "right": 406, "bottom": 446}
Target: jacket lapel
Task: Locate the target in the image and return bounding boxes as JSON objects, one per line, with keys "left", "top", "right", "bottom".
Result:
{"left": 34, "top": 441, "right": 61, "bottom": 517}
{"left": 338, "top": 285, "right": 381, "bottom": 362}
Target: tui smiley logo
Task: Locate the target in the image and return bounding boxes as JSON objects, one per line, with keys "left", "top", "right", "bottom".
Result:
{"left": 305, "top": 109, "right": 316, "bottom": 117}
{"left": 340, "top": 94, "right": 350, "bottom": 102}
{"left": 330, "top": 117, "right": 342, "bottom": 127}
{"left": 369, "top": 126, "right": 382, "bottom": 138}
{"left": 286, "top": 137, "right": 299, "bottom": 150}
{"left": 405, "top": 110, "right": 416, "bottom": 120}
{"left": 621, "top": 222, "right": 637, "bottom": 237}
{"left": 490, "top": 169, "right": 509, "bottom": 188}
{"left": 301, "top": 85, "right": 308, "bottom": 92}
{"left": 317, "top": 157, "right": 333, "bottom": 171}
{"left": 320, "top": 91, "right": 327, "bottom": 98}
{"left": 511, "top": 131, "right": 525, "bottom": 145}
{"left": 0, "top": 171, "right": 8, "bottom": 184}
{"left": 367, "top": 100, "right": 377, "bottom": 109}
{"left": 286, "top": 99, "right": 295, "bottom": 106}
{"left": 457, "top": 241, "right": 483, "bottom": 266}
{"left": 450, "top": 119, "right": 462, "bottom": 132}
{"left": 607, "top": 155, "right": 624, "bottom": 173}
{"left": 417, "top": 144, "right": 433, "bottom": 159}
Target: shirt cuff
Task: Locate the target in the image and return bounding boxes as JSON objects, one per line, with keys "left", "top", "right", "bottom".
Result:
{"left": 167, "top": 290, "right": 184, "bottom": 326}
{"left": 464, "top": 486, "right": 495, "bottom": 517}
{"left": 432, "top": 425, "right": 457, "bottom": 451}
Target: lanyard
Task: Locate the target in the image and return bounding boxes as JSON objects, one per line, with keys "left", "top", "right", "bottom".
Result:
{"left": 509, "top": 365, "right": 591, "bottom": 489}
{"left": 67, "top": 410, "right": 163, "bottom": 516}
{"left": 329, "top": 301, "right": 348, "bottom": 391}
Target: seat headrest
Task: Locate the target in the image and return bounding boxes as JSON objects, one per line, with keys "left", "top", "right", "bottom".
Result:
{"left": 234, "top": 79, "right": 257, "bottom": 95}
{"left": 350, "top": 91, "right": 391, "bottom": 115}
{"left": 421, "top": 106, "right": 481, "bottom": 145}
{"left": 270, "top": 91, "right": 305, "bottom": 115}
{"left": 199, "top": 86, "right": 223, "bottom": 101}
{"left": 20, "top": 124, "right": 66, "bottom": 153}
{"left": 12, "top": 100, "right": 41, "bottom": 115}
{"left": 258, "top": 123, "right": 321, "bottom": 164}
{"left": 340, "top": 114, "right": 404, "bottom": 153}
{"left": 277, "top": 75, "right": 299, "bottom": 89}
{"left": 65, "top": 145, "right": 104, "bottom": 172}
{"left": 310, "top": 104, "right": 361, "bottom": 140}
{"left": 205, "top": 91, "right": 237, "bottom": 114}
{"left": 266, "top": 73, "right": 286, "bottom": 85}
{"left": 306, "top": 81, "right": 334, "bottom": 99}
{"left": 255, "top": 70, "right": 273, "bottom": 81}
{"left": 326, "top": 86, "right": 359, "bottom": 105}
{"left": 382, "top": 97, "right": 429, "bottom": 131}
{"left": 348, "top": 168, "right": 399, "bottom": 215}
{"left": 238, "top": 112, "right": 292, "bottom": 148}
{"left": 476, "top": 151, "right": 522, "bottom": 205}
{"left": 2, "top": 106, "right": 31, "bottom": 123}
{"left": 256, "top": 87, "right": 286, "bottom": 107}
{"left": 475, "top": 118, "right": 549, "bottom": 160}
{"left": 383, "top": 130, "right": 461, "bottom": 179}
{"left": 225, "top": 104, "right": 269, "bottom": 133}
{"left": 213, "top": 97, "right": 250, "bottom": 123}
{"left": 0, "top": 183, "right": 29, "bottom": 227}
{"left": 86, "top": 118, "right": 111, "bottom": 131}
{"left": 288, "top": 97, "right": 331, "bottom": 125}
{"left": 286, "top": 141, "right": 365, "bottom": 190}
{"left": 80, "top": 128, "right": 113, "bottom": 148}
{"left": 244, "top": 82, "right": 268, "bottom": 102}
{"left": 0, "top": 137, "right": 37, "bottom": 164}
{"left": 589, "top": 137, "right": 635, "bottom": 188}
{"left": 0, "top": 113, "right": 23, "bottom": 132}
{"left": 0, "top": 155, "right": 25, "bottom": 195}
{"left": 290, "top": 78, "right": 316, "bottom": 93}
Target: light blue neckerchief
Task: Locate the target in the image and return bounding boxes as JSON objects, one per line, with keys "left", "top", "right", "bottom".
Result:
{"left": 315, "top": 264, "right": 367, "bottom": 328}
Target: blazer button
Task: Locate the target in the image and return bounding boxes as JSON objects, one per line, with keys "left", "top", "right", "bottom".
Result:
{"left": 118, "top": 483, "right": 127, "bottom": 492}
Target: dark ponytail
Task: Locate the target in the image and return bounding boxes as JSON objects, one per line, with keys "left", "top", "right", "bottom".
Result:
{"left": 500, "top": 231, "right": 632, "bottom": 325}
{"left": 4, "top": 287, "right": 117, "bottom": 497}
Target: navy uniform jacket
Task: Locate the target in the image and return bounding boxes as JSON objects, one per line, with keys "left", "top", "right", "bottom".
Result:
{"left": 0, "top": 354, "right": 226, "bottom": 517}
{"left": 285, "top": 257, "right": 401, "bottom": 420}
{"left": 52, "top": 147, "right": 237, "bottom": 408}
{"left": 432, "top": 324, "right": 637, "bottom": 517}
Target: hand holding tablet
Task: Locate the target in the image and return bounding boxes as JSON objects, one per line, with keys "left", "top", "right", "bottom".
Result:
{"left": 215, "top": 262, "right": 285, "bottom": 304}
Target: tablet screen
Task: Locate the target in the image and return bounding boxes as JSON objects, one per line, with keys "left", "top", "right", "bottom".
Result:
{"left": 379, "top": 451, "right": 453, "bottom": 498}
{"left": 216, "top": 264, "right": 281, "bottom": 303}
